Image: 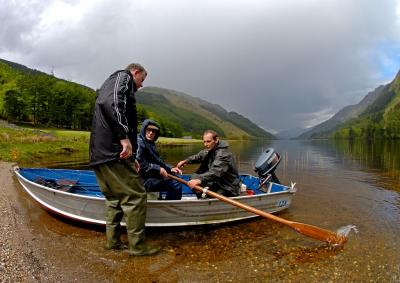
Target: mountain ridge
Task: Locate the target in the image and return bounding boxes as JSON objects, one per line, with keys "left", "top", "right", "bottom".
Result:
{"left": 297, "top": 70, "right": 400, "bottom": 139}
{"left": 0, "top": 59, "right": 273, "bottom": 139}
{"left": 297, "top": 84, "right": 388, "bottom": 139}
{"left": 136, "top": 86, "right": 274, "bottom": 139}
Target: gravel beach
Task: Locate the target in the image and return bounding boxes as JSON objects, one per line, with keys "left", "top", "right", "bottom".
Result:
{"left": 0, "top": 162, "right": 99, "bottom": 282}
{"left": 0, "top": 162, "right": 56, "bottom": 282}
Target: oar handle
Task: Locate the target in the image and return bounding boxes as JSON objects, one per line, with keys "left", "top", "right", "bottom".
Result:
{"left": 167, "top": 174, "right": 347, "bottom": 246}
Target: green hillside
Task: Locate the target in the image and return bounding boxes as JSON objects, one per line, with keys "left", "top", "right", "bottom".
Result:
{"left": 320, "top": 71, "right": 400, "bottom": 139}
{"left": 0, "top": 58, "right": 274, "bottom": 139}
{"left": 138, "top": 87, "right": 274, "bottom": 139}
{"left": 0, "top": 59, "right": 22, "bottom": 110}
{"left": 298, "top": 85, "right": 387, "bottom": 139}
{"left": 136, "top": 90, "right": 225, "bottom": 138}
{"left": 0, "top": 59, "right": 95, "bottom": 129}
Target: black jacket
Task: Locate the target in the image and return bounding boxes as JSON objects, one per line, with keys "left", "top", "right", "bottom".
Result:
{"left": 136, "top": 119, "right": 172, "bottom": 180}
{"left": 89, "top": 70, "right": 138, "bottom": 166}
{"left": 186, "top": 140, "right": 241, "bottom": 196}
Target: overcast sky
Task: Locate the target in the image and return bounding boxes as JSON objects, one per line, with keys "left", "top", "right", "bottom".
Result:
{"left": 1, "top": 0, "right": 400, "bottom": 134}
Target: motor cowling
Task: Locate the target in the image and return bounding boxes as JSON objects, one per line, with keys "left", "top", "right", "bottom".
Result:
{"left": 254, "top": 148, "right": 281, "bottom": 178}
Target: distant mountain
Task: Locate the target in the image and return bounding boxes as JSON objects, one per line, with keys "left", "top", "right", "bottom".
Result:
{"left": 0, "top": 58, "right": 273, "bottom": 139}
{"left": 136, "top": 87, "right": 274, "bottom": 139}
{"left": 276, "top": 127, "right": 306, "bottom": 139}
{"left": 297, "top": 84, "right": 387, "bottom": 139}
{"left": 297, "top": 71, "right": 400, "bottom": 139}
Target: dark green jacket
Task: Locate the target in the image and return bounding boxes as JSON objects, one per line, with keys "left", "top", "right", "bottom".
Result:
{"left": 186, "top": 140, "right": 240, "bottom": 196}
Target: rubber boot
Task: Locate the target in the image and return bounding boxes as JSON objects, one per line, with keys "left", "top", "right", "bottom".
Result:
{"left": 104, "top": 199, "right": 126, "bottom": 250}
{"left": 126, "top": 237, "right": 161, "bottom": 256}
{"left": 124, "top": 203, "right": 161, "bottom": 256}
{"left": 105, "top": 226, "right": 127, "bottom": 250}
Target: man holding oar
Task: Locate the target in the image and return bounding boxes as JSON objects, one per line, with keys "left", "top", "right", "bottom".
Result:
{"left": 136, "top": 119, "right": 183, "bottom": 200}
{"left": 177, "top": 129, "right": 241, "bottom": 197}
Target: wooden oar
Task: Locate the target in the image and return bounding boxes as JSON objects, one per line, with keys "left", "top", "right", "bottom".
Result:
{"left": 168, "top": 174, "right": 347, "bottom": 246}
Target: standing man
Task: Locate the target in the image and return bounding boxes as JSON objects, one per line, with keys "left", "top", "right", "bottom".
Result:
{"left": 90, "top": 63, "right": 160, "bottom": 256}
{"left": 177, "top": 130, "right": 241, "bottom": 197}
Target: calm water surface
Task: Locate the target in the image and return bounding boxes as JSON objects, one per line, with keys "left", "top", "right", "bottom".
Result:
{"left": 14, "top": 139, "right": 400, "bottom": 282}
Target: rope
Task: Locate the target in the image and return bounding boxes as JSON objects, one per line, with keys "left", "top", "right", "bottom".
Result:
{"left": 201, "top": 187, "right": 209, "bottom": 198}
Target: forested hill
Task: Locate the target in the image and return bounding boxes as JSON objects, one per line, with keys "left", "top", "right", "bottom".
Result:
{"left": 0, "top": 58, "right": 274, "bottom": 139}
{"left": 297, "top": 70, "right": 400, "bottom": 139}
{"left": 0, "top": 58, "right": 95, "bottom": 130}
{"left": 136, "top": 87, "right": 274, "bottom": 139}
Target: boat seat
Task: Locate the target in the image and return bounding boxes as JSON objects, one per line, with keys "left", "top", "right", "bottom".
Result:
{"left": 34, "top": 177, "right": 77, "bottom": 192}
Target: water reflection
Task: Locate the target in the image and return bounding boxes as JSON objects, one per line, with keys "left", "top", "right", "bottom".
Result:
{"left": 298, "top": 139, "right": 400, "bottom": 192}
{"left": 18, "top": 150, "right": 91, "bottom": 170}
{"left": 14, "top": 139, "right": 400, "bottom": 281}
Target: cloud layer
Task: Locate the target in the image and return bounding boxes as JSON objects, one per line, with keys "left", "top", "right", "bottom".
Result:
{"left": 1, "top": 0, "right": 400, "bottom": 134}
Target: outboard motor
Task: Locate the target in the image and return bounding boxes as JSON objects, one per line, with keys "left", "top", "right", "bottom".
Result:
{"left": 254, "top": 148, "right": 281, "bottom": 184}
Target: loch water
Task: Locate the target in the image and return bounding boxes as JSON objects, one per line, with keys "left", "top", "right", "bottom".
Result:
{"left": 14, "top": 139, "right": 400, "bottom": 282}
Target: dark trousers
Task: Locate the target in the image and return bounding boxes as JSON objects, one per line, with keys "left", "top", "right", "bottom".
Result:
{"left": 144, "top": 178, "right": 182, "bottom": 200}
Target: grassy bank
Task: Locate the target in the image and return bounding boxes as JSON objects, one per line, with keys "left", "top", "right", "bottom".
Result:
{"left": 0, "top": 122, "right": 201, "bottom": 162}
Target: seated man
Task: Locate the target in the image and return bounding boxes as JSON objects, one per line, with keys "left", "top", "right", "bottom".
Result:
{"left": 136, "top": 119, "right": 182, "bottom": 200}
{"left": 177, "top": 129, "right": 240, "bottom": 197}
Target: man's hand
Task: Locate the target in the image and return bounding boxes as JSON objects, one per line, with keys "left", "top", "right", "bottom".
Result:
{"left": 120, "top": 139, "right": 133, "bottom": 159}
{"left": 187, "top": 179, "right": 201, "bottom": 189}
{"left": 159, "top": 167, "right": 168, "bottom": 178}
{"left": 134, "top": 160, "right": 140, "bottom": 173}
{"left": 177, "top": 160, "right": 187, "bottom": 169}
{"left": 171, "top": 167, "right": 182, "bottom": 175}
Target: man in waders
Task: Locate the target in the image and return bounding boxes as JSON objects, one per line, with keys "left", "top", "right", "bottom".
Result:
{"left": 89, "top": 63, "right": 160, "bottom": 256}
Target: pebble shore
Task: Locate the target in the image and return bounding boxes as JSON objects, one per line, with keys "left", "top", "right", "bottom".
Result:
{"left": 0, "top": 162, "right": 59, "bottom": 282}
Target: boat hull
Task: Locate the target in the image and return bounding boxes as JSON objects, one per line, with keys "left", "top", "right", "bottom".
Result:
{"left": 14, "top": 167, "right": 295, "bottom": 227}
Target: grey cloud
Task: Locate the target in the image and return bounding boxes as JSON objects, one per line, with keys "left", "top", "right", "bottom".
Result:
{"left": 0, "top": 0, "right": 51, "bottom": 52}
{"left": 0, "top": 0, "right": 399, "bottom": 134}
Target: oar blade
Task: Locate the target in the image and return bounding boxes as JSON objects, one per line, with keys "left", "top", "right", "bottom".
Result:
{"left": 290, "top": 222, "right": 347, "bottom": 246}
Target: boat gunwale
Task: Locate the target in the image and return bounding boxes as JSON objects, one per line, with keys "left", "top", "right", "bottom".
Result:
{"left": 13, "top": 166, "right": 296, "bottom": 204}
{"left": 13, "top": 166, "right": 295, "bottom": 226}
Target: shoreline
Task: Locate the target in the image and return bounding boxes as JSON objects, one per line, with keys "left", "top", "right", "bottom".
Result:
{"left": 0, "top": 121, "right": 270, "bottom": 163}
{"left": 0, "top": 122, "right": 203, "bottom": 162}
{"left": 0, "top": 161, "right": 45, "bottom": 281}
{"left": 0, "top": 161, "right": 100, "bottom": 282}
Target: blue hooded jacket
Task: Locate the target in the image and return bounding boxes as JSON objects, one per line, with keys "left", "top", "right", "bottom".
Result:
{"left": 136, "top": 119, "right": 172, "bottom": 180}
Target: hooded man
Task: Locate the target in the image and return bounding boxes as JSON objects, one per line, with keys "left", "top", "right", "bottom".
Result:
{"left": 136, "top": 119, "right": 182, "bottom": 200}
